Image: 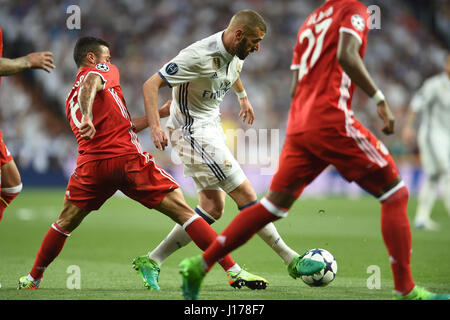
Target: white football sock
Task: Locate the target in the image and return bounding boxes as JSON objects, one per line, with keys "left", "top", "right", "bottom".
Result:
{"left": 415, "top": 176, "right": 438, "bottom": 224}
{"left": 256, "top": 222, "right": 298, "bottom": 265}
{"left": 148, "top": 207, "right": 216, "bottom": 265}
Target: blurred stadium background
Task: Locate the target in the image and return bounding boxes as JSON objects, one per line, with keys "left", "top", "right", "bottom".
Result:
{"left": 0, "top": 0, "right": 448, "bottom": 197}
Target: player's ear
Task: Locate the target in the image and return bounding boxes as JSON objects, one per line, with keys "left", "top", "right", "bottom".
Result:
{"left": 85, "top": 52, "right": 97, "bottom": 66}
{"left": 235, "top": 28, "right": 245, "bottom": 42}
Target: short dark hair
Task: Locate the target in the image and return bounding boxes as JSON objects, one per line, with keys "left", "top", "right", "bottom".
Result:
{"left": 73, "top": 36, "right": 110, "bottom": 67}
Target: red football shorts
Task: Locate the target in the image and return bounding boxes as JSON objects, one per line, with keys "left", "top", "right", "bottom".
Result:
{"left": 0, "top": 130, "right": 13, "bottom": 166}
{"left": 65, "top": 153, "right": 179, "bottom": 211}
{"left": 270, "top": 120, "right": 399, "bottom": 198}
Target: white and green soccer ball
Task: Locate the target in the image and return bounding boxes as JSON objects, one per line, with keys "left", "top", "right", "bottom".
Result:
{"left": 301, "top": 248, "right": 337, "bottom": 287}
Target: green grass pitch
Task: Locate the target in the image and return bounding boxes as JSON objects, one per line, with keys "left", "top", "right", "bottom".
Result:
{"left": 0, "top": 187, "right": 449, "bottom": 300}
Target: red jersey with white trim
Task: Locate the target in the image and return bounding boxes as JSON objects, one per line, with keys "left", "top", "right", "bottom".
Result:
{"left": 65, "top": 62, "right": 147, "bottom": 166}
{"left": 287, "top": 0, "right": 370, "bottom": 135}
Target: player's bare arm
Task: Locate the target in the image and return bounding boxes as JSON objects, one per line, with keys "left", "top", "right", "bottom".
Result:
{"left": 78, "top": 73, "right": 103, "bottom": 140}
{"left": 401, "top": 110, "right": 418, "bottom": 146}
{"left": 142, "top": 73, "right": 169, "bottom": 150}
{"left": 289, "top": 69, "right": 299, "bottom": 98}
{"left": 131, "top": 99, "right": 172, "bottom": 133}
{"left": 0, "top": 51, "right": 55, "bottom": 75}
{"left": 232, "top": 77, "right": 255, "bottom": 125}
{"left": 337, "top": 32, "right": 394, "bottom": 135}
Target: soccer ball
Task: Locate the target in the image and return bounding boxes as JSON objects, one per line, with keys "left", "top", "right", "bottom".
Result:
{"left": 301, "top": 248, "right": 337, "bottom": 287}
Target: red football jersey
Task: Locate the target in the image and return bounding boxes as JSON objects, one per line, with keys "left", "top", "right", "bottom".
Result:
{"left": 287, "top": 0, "right": 370, "bottom": 135}
{"left": 65, "top": 62, "right": 148, "bottom": 166}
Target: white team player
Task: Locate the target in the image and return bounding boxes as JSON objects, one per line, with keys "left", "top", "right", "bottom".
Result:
{"left": 402, "top": 53, "right": 450, "bottom": 230}
{"left": 133, "top": 10, "right": 305, "bottom": 291}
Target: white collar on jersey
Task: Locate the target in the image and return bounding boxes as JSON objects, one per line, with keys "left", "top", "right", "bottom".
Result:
{"left": 216, "top": 30, "right": 234, "bottom": 62}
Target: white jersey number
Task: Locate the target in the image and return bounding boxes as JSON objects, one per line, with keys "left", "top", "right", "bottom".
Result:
{"left": 298, "top": 18, "right": 332, "bottom": 81}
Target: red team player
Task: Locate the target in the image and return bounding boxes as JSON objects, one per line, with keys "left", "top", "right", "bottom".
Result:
{"left": 179, "top": 0, "right": 450, "bottom": 300}
{"left": 17, "top": 37, "right": 246, "bottom": 289}
{"left": 0, "top": 26, "right": 55, "bottom": 222}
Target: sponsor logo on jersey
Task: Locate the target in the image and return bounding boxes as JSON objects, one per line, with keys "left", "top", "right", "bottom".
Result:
{"left": 351, "top": 14, "right": 365, "bottom": 31}
{"left": 95, "top": 63, "right": 109, "bottom": 72}
{"left": 166, "top": 62, "right": 179, "bottom": 75}
{"left": 212, "top": 57, "right": 221, "bottom": 71}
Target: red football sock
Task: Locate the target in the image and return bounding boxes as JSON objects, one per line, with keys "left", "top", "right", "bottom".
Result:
{"left": 184, "top": 216, "right": 236, "bottom": 271}
{"left": 380, "top": 186, "right": 415, "bottom": 295}
{"left": 30, "top": 222, "right": 70, "bottom": 280}
{"left": 0, "top": 187, "right": 21, "bottom": 222}
{"left": 203, "top": 201, "right": 281, "bottom": 272}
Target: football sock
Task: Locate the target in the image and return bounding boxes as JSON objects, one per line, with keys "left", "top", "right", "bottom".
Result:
{"left": 149, "top": 207, "right": 236, "bottom": 270}
{"left": 183, "top": 214, "right": 236, "bottom": 271}
{"left": 256, "top": 222, "right": 298, "bottom": 265}
{"left": 414, "top": 176, "right": 437, "bottom": 224}
{"left": 239, "top": 200, "right": 298, "bottom": 265}
{"left": 30, "top": 222, "right": 71, "bottom": 280}
{"left": 149, "top": 206, "right": 215, "bottom": 265}
{"left": 380, "top": 186, "right": 415, "bottom": 295}
{"left": 203, "top": 199, "right": 284, "bottom": 271}
{"left": 0, "top": 183, "right": 22, "bottom": 222}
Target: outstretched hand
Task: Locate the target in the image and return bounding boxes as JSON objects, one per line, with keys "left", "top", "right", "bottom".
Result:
{"left": 27, "top": 51, "right": 55, "bottom": 73}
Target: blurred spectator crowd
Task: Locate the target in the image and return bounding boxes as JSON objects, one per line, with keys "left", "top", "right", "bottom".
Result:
{"left": 0, "top": 0, "right": 448, "bottom": 191}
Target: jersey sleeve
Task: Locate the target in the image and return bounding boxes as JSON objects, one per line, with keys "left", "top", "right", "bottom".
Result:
{"left": 338, "top": 2, "right": 370, "bottom": 45}
{"left": 85, "top": 63, "right": 120, "bottom": 90}
{"left": 158, "top": 47, "right": 209, "bottom": 88}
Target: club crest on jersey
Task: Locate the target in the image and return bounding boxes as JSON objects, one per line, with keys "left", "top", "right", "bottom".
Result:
{"left": 212, "top": 57, "right": 221, "bottom": 71}
{"left": 166, "top": 62, "right": 178, "bottom": 75}
{"left": 351, "top": 14, "right": 365, "bottom": 31}
{"left": 96, "top": 63, "right": 109, "bottom": 72}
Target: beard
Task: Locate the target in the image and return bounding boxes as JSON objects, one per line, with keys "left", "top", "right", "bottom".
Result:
{"left": 235, "top": 37, "right": 250, "bottom": 60}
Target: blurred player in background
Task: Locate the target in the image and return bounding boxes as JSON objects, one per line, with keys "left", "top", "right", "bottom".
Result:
{"left": 17, "top": 37, "right": 247, "bottom": 290}
{"left": 0, "top": 26, "right": 55, "bottom": 223}
{"left": 178, "top": 0, "right": 450, "bottom": 300}
{"left": 402, "top": 53, "right": 450, "bottom": 231}
{"left": 133, "top": 9, "right": 324, "bottom": 294}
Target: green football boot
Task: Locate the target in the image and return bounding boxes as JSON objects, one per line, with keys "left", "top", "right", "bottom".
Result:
{"left": 287, "top": 253, "right": 326, "bottom": 279}
{"left": 132, "top": 255, "right": 161, "bottom": 290}
{"left": 227, "top": 269, "right": 268, "bottom": 290}
{"left": 17, "top": 275, "right": 40, "bottom": 290}
{"left": 179, "top": 255, "right": 206, "bottom": 300}
{"left": 395, "top": 286, "right": 450, "bottom": 300}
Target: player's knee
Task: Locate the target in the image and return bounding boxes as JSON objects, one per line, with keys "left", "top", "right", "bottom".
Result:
{"left": 266, "top": 190, "right": 296, "bottom": 210}
{"left": 1, "top": 183, "right": 23, "bottom": 195}
{"left": 202, "top": 203, "right": 224, "bottom": 220}
{"left": 382, "top": 185, "right": 409, "bottom": 204}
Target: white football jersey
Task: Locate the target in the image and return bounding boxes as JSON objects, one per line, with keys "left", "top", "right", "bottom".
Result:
{"left": 410, "top": 72, "right": 450, "bottom": 135}
{"left": 158, "top": 31, "right": 244, "bottom": 132}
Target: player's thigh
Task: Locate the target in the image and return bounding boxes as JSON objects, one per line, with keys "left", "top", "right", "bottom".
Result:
{"left": 0, "top": 159, "right": 21, "bottom": 187}
{"left": 417, "top": 130, "right": 450, "bottom": 177}
{"left": 269, "top": 134, "right": 328, "bottom": 204}
{"left": 66, "top": 160, "right": 118, "bottom": 211}
{"left": 155, "top": 188, "right": 196, "bottom": 225}
{"left": 319, "top": 122, "right": 401, "bottom": 198}
{"left": 121, "top": 155, "right": 181, "bottom": 214}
